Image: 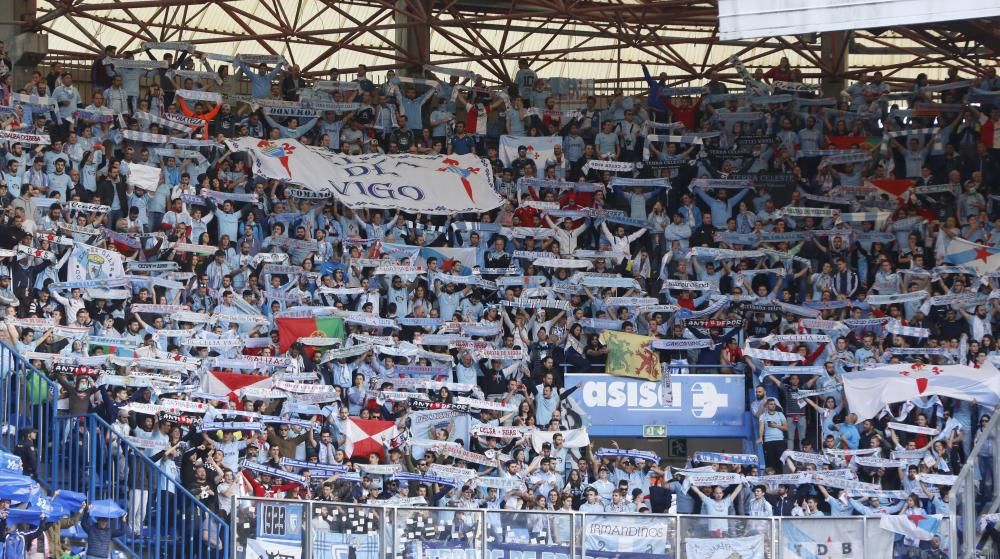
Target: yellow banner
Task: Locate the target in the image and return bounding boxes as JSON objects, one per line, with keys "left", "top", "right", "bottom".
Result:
{"left": 599, "top": 331, "right": 661, "bottom": 380}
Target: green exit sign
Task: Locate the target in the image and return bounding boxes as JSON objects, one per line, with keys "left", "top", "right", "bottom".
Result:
{"left": 643, "top": 424, "right": 667, "bottom": 438}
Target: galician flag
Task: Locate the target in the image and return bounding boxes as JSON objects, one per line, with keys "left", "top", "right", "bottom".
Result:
{"left": 599, "top": 330, "right": 661, "bottom": 381}
{"left": 843, "top": 362, "right": 1000, "bottom": 420}
{"left": 942, "top": 236, "right": 1000, "bottom": 273}
{"left": 276, "top": 316, "right": 346, "bottom": 356}
{"left": 879, "top": 514, "right": 942, "bottom": 546}
{"left": 499, "top": 135, "right": 561, "bottom": 167}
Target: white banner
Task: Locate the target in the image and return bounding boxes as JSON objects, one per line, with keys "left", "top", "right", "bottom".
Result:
{"left": 128, "top": 163, "right": 161, "bottom": 192}
{"left": 685, "top": 535, "right": 765, "bottom": 559}
{"left": 719, "top": 0, "right": 1000, "bottom": 40}
{"left": 124, "top": 435, "right": 171, "bottom": 450}
{"left": 585, "top": 516, "right": 669, "bottom": 555}
{"left": 0, "top": 130, "right": 50, "bottom": 145}
{"left": 529, "top": 428, "right": 591, "bottom": 452}
{"left": 226, "top": 138, "right": 502, "bottom": 215}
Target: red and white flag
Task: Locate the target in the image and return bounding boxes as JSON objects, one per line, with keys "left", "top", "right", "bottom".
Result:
{"left": 343, "top": 418, "right": 398, "bottom": 459}
{"left": 200, "top": 370, "right": 273, "bottom": 398}
{"left": 843, "top": 362, "right": 1000, "bottom": 420}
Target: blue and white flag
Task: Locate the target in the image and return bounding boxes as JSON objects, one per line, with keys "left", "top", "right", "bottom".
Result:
{"left": 783, "top": 518, "right": 867, "bottom": 559}
{"left": 943, "top": 236, "right": 1000, "bottom": 274}
{"left": 610, "top": 177, "right": 670, "bottom": 189}
{"left": 419, "top": 247, "right": 477, "bottom": 274}
{"left": 0, "top": 450, "right": 22, "bottom": 473}
{"left": 677, "top": 296, "right": 730, "bottom": 319}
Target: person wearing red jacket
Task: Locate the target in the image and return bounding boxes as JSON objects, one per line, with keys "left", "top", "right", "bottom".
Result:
{"left": 762, "top": 57, "right": 793, "bottom": 83}
{"left": 242, "top": 469, "right": 300, "bottom": 498}
{"left": 665, "top": 94, "right": 703, "bottom": 130}
{"left": 178, "top": 93, "right": 222, "bottom": 139}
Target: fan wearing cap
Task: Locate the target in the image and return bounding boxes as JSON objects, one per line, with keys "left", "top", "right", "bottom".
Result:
{"left": 214, "top": 102, "right": 241, "bottom": 138}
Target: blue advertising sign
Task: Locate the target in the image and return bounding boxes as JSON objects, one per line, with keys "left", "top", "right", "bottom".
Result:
{"left": 564, "top": 374, "right": 747, "bottom": 438}
{"left": 255, "top": 501, "right": 303, "bottom": 543}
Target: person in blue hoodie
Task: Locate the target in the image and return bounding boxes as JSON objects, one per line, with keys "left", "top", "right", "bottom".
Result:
{"left": 0, "top": 505, "right": 45, "bottom": 559}
{"left": 641, "top": 64, "right": 669, "bottom": 122}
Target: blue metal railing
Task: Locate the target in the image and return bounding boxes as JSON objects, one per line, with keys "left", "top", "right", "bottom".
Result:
{"left": 0, "top": 342, "right": 230, "bottom": 559}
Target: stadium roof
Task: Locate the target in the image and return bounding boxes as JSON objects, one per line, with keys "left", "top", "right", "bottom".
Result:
{"left": 24, "top": 0, "right": 1000, "bottom": 87}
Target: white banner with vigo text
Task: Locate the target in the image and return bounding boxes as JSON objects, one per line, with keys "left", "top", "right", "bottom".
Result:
{"left": 226, "top": 138, "right": 502, "bottom": 214}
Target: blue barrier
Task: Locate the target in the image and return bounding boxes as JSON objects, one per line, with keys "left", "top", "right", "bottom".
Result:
{"left": 0, "top": 342, "right": 231, "bottom": 559}
{"left": 0, "top": 343, "right": 62, "bottom": 488}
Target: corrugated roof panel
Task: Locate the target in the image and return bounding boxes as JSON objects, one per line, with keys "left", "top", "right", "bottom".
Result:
{"left": 39, "top": 1, "right": 963, "bottom": 85}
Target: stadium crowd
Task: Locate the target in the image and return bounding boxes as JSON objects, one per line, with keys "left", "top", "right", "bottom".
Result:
{"left": 0, "top": 40, "right": 998, "bottom": 558}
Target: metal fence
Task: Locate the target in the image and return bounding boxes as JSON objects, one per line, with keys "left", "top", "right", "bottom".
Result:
{"left": 954, "top": 408, "right": 1000, "bottom": 559}
{"left": 0, "top": 342, "right": 231, "bottom": 559}
{"left": 234, "top": 496, "right": 955, "bottom": 559}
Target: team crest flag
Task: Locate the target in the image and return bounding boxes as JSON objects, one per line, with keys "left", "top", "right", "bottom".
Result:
{"left": 276, "top": 316, "right": 346, "bottom": 356}
{"left": 68, "top": 242, "right": 125, "bottom": 282}
{"left": 942, "top": 236, "right": 1000, "bottom": 273}
{"left": 226, "top": 138, "right": 503, "bottom": 215}
{"left": 843, "top": 362, "right": 1000, "bottom": 420}
{"left": 599, "top": 330, "right": 661, "bottom": 380}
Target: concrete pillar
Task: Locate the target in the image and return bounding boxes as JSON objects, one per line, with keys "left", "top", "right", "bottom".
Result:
{"left": 819, "top": 31, "right": 849, "bottom": 97}
{"left": 393, "top": 0, "right": 430, "bottom": 76}
{"left": 0, "top": 0, "right": 47, "bottom": 87}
